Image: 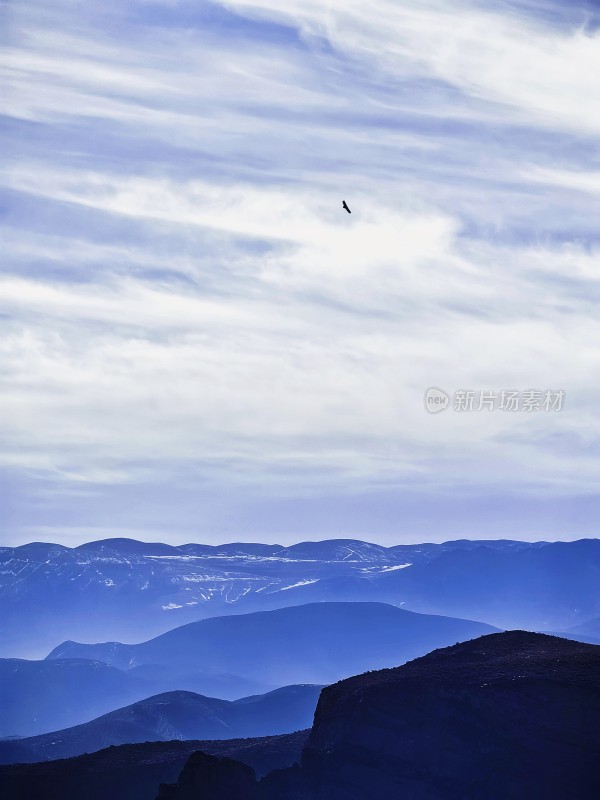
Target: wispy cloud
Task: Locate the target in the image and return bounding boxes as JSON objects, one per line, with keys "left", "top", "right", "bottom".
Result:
{"left": 1, "top": 0, "right": 599, "bottom": 543}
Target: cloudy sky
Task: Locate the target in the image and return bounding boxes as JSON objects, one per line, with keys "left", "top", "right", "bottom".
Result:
{"left": 2, "top": 0, "right": 600, "bottom": 546}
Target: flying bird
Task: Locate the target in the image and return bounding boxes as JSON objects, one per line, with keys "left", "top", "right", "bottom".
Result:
{"left": 342, "top": 200, "right": 351, "bottom": 214}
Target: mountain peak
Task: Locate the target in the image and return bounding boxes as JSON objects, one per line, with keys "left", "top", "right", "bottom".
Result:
{"left": 321, "top": 630, "right": 600, "bottom": 698}
{"left": 300, "top": 631, "right": 600, "bottom": 799}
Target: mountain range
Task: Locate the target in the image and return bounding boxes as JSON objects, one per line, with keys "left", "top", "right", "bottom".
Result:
{"left": 1, "top": 632, "right": 598, "bottom": 799}
{"left": 2, "top": 601, "right": 497, "bottom": 736}
{"left": 47, "top": 601, "right": 498, "bottom": 685}
{"left": 0, "top": 685, "right": 321, "bottom": 763}
{"left": 4, "top": 537, "right": 599, "bottom": 658}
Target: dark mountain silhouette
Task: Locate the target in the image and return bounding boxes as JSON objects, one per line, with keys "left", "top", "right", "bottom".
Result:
{"left": 46, "top": 601, "right": 497, "bottom": 693}
{"left": 541, "top": 629, "right": 600, "bottom": 645}
{"left": 0, "top": 685, "right": 321, "bottom": 764}
{"left": 0, "top": 731, "right": 307, "bottom": 800}
{"left": 0, "top": 537, "right": 562, "bottom": 660}
{"left": 157, "top": 750, "right": 256, "bottom": 800}
{"left": 157, "top": 632, "right": 600, "bottom": 800}
{"left": 294, "top": 630, "right": 600, "bottom": 799}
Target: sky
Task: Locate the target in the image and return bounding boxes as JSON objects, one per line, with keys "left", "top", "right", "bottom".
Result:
{"left": 2, "top": 0, "right": 600, "bottom": 547}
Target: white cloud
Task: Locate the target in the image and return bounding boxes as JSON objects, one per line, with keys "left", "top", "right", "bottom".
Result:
{"left": 1, "top": 164, "right": 599, "bottom": 495}
{"left": 525, "top": 166, "right": 600, "bottom": 195}
{"left": 220, "top": 0, "right": 600, "bottom": 134}
{"left": 2, "top": 0, "right": 600, "bottom": 541}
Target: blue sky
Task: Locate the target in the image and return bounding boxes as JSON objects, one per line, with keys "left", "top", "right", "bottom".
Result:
{"left": 2, "top": 0, "right": 600, "bottom": 546}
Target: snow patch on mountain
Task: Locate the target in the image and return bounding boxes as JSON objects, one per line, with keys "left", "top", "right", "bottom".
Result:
{"left": 277, "top": 579, "right": 320, "bottom": 592}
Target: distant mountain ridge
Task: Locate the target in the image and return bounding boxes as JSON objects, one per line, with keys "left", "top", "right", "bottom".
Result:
{"left": 0, "top": 658, "right": 146, "bottom": 739}
{"left": 45, "top": 601, "right": 498, "bottom": 684}
{"left": 3, "top": 602, "right": 497, "bottom": 736}
{"left": 0, "top": 685, "right": 322, "bottom": 764}
{"left": 567, "top": 615, "right": 600, "bottom": 640}
{"left": 2, "top": 536, "right": 596, "bottom": 658}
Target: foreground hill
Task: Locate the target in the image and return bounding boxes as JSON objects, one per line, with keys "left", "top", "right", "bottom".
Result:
{"left": 158, "top": 632, "right": 600, "bottom": 800}
{"left": 0, "top": 685, "right": 321, "bottom": 764}
{"left": 4, "top": 537, "right": 597, "bottom": 658}
{"left": 296, "top": 631, "right": 600, "bottom": 799}
{"left": 47, "top": 601, "right": 497, "bottom": 694}
{"left": 0, "top": 731, "right": 307, "bottom": 800}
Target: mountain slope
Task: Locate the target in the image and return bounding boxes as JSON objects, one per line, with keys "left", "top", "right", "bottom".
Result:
{"left": 2, "top": 536, "right": 583, "bottom": 659}
{"left": 0, "top": 685, "right": 321, "bottom": 764}
{"left": 6, "top": 603, "right": 495, "bottom": 738}
{"left": 0, "top": 731, "right": 308, "bottom": 800}
{"left": 0, "top": 538, "right": 411, "bottom": 658}
{"left": 5, "top": 633, "right": 598, "bottom": 799}
{"left": 365, "top": 539, "right": 600, "bottom": 631}
{"left": 0, "top": 658, "right": 148, "bottom": 738}
{"left": 0, "top": 656, "right": 272, "bottom": 738}
{"left": 47, "top": 602, "right": 499, "bottom": 688}
{"left": 157, "top": 632, "right": 600, "bottom": 800}
{"left": 296, "top": 631, "right": 600, "bottom": 800}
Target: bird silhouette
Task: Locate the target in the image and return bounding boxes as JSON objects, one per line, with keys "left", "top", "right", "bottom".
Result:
{"left": 342, "top": 200, "right": 351, "bottom": 214}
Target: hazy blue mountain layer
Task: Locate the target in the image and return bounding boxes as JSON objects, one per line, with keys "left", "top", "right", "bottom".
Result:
{"left": 3, "top": 633, "right": 598, "bottom": 799}
{"left": 0, "top": 685, "right": 321, "bottom": 763}
{"left": 47, "top": 601, "right": 497, "bottom": 682}
{"left": 3, "top": 602, "right": 496, "bottom": 736}
{"left": 3, "top": 537, "right": 591, "bottom": 658}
